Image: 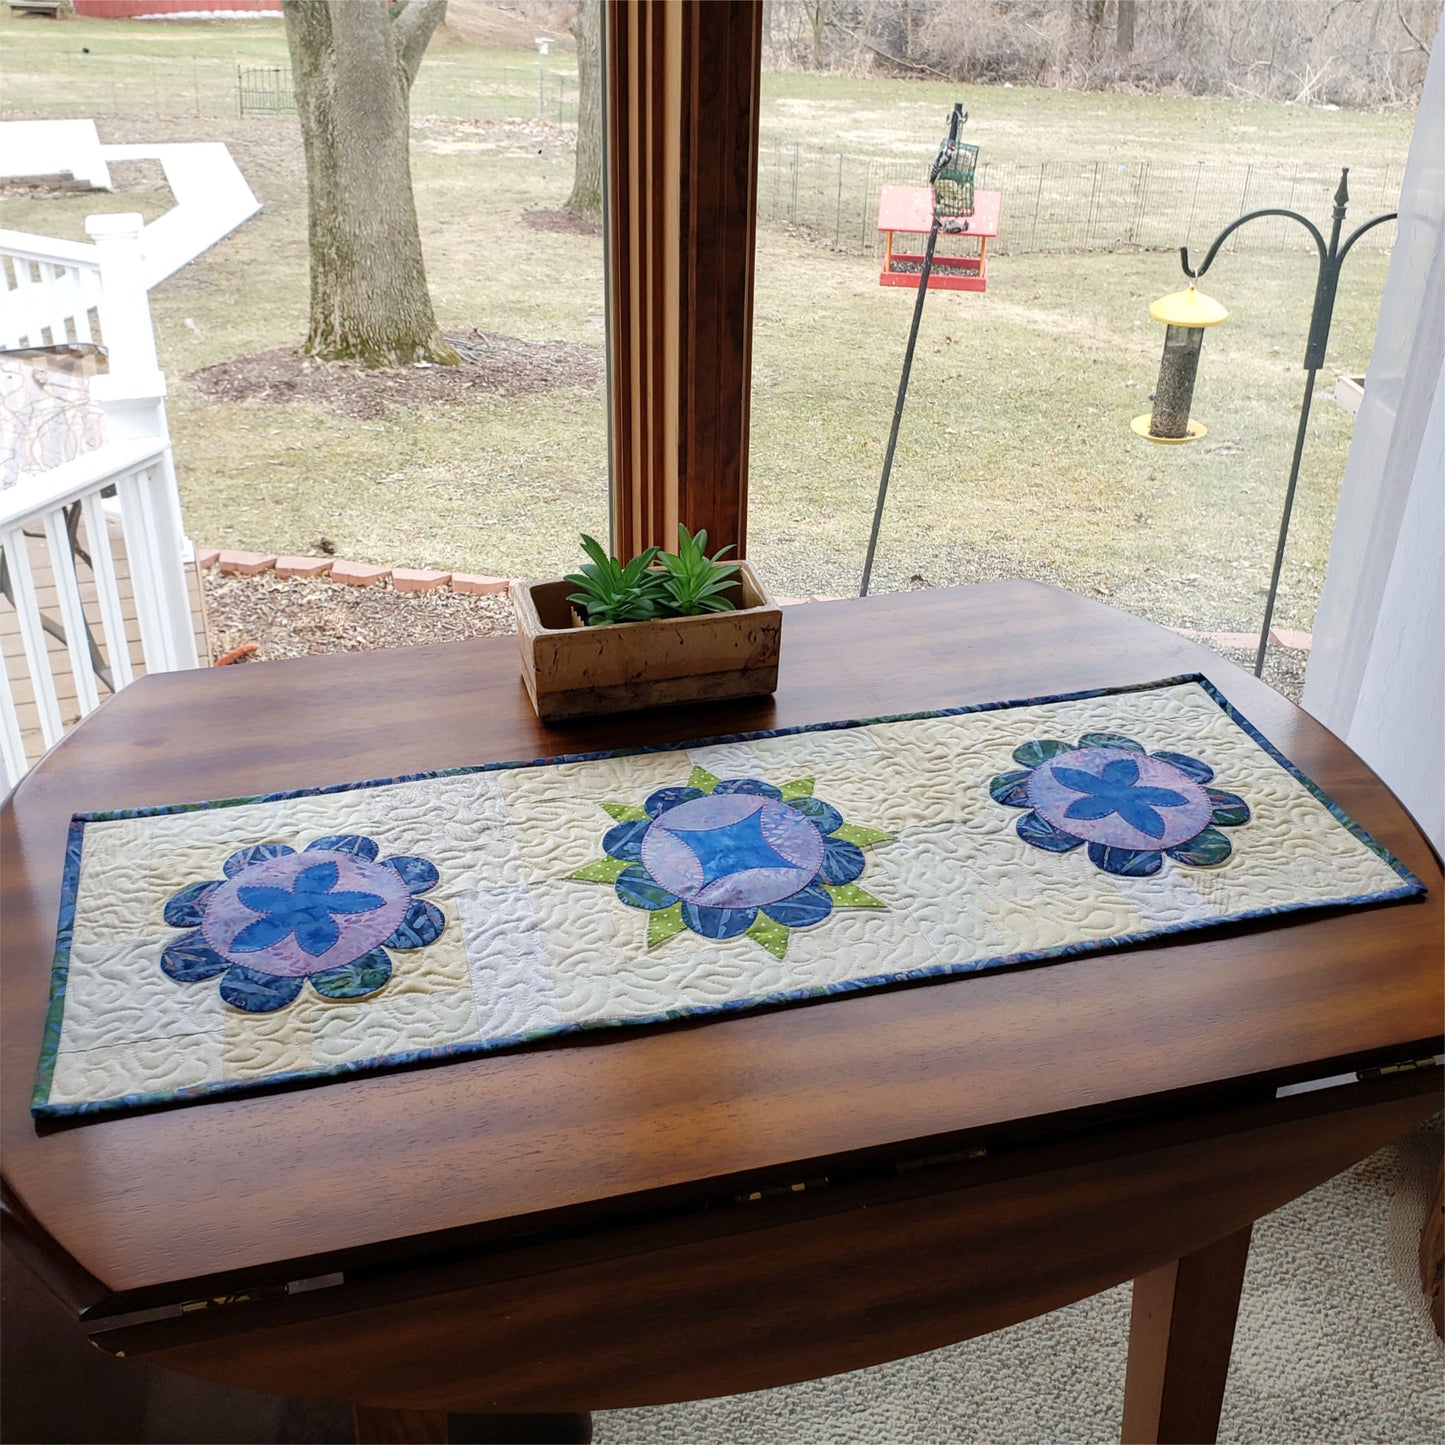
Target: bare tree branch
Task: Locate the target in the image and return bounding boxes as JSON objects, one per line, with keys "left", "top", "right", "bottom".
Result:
{"left": 1396, "top": 0, "right": 1429, "bottom": 51}
{"left": 392, "top": 0, "right": 448, "bottom": 90}
{"left": 825, "top": 14, "right": 951, "bottom": 79}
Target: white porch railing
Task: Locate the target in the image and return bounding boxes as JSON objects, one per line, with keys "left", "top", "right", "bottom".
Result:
{"left": 2, "top": 215, "right": 200, "bottom": 792}
{"left": 0, "top": 438, "right": 191, "bottom": 784}
{"left": 0, "top": 229, "right": 103, "bottom": 351}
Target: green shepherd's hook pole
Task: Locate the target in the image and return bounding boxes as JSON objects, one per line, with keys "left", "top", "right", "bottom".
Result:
{"left": 860, "top": 104, "right": 964, "bottom": 597}
{"left": 859, "top": 223, "right": 939, "bottom": 597}
{"left": 1179, "top": 167, "right": 1394, "bottom": 677}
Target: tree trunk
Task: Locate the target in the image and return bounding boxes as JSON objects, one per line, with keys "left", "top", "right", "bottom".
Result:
{"left": 1116, "top": 0, "right": 1137, "bottom": 56}
{"left": 808, "top": 1, "right": 829, "bottom": 70}
{"left": 285, "top": 0, "right": 458, "bottom": 368}
{"left": 565, "top": 0, "right": 603, "bottom": 221}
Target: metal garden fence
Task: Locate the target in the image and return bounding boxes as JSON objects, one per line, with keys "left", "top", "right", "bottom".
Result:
{"left": 236, "top": 66, "right": 294, "bottom": 116}
{"left": 15, "top": 48, "right": 1398, "bottom": 259}
{"left": 757, "top": 145, "right": 1403, "bottom": 258}
{"left": 235, "top": 63, "right": 576, "bottom": 123}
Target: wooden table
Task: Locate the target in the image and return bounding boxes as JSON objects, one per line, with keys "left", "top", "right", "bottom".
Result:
{"left": 876, "top": 184, "right": 1002, "bottom": 292}
{"left": 3, "top": 583, "right": 1440, "bottom": 1445}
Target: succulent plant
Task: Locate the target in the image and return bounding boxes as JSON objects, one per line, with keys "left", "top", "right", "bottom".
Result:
{"left": 654, "top": 525, "right": 740, "bottom": 617}
{"left": 565, "top": 534, "right": 668, "bottom": 625}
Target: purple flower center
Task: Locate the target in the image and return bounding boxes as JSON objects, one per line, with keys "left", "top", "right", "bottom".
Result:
{"left": 641, "top": 793, "right": 824, "bottom": 909}
{"left": 200, "top": 850, "right": 413, "bottom": 977}
{"left": 1027, "top": 748, "right": 1213, "bottom": 851}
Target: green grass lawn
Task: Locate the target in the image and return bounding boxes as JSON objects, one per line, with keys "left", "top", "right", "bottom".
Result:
{"left": 0, "top": 9, "right": 1412, "bottom": 639}
{"left": 758, "top": 70, "right": 1416, "bottom": 168}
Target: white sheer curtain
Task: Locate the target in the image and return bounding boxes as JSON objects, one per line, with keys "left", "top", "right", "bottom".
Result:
{"left": 1302, "top": 41, "right": 1444, "bottom": 853}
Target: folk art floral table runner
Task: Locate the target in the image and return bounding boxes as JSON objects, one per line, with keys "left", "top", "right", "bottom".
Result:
{"left": 32, "top": 677, "right": 1424, "bottom": 1119}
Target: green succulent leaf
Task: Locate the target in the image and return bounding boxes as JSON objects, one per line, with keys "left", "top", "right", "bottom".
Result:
{"left": 655, "top": 524, "right": 741, "bottom": 617}
{"left": 566, "top": 535, "right": 668, "bottom": 625}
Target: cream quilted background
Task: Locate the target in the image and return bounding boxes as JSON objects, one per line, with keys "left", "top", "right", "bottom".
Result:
{"left": 34, "top": 680, "right": 1420, "bottom": 1115}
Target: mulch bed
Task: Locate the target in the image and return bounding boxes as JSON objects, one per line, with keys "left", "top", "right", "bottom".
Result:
{"left": 185, "top": 329, "right": 603, "bottom": 420}
{"left": 203, "top": 572, "right": 515, "bottom": 665}
{"left": 202, "top": 570, "right": 1307, "bottom": 703}
{"left": 521, "top": 206, "right": 602, "bottom": 238}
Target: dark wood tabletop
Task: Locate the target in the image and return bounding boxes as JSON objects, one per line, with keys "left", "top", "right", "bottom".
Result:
{"left": 2, "top": 583, "right": 1440, "bottom": 1440}
{"left": 4, "top": 582, "right": 1438, "bottom": 1310}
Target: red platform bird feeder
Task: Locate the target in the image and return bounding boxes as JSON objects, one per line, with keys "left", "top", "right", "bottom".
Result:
{"left": 877, "top": 185, "right": 1003, "bottom": 293}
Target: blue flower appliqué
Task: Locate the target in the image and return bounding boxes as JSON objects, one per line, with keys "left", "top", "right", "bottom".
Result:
{"left": 990, "top": 732, "right": 1250, "bottom": 877}
{"left": 569, "top": 768, "right": 894, "bottom": 957}
{"left": 160, "top": 834, "right": 445, "bottom": 1012}
{"left": 1051, "top": 756, "right": 1189, "bottom": 839}
{"left": 231, "top": 860, "right": 388, "bottom": 957}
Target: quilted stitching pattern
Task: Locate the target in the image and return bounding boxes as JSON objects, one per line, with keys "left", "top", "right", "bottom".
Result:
{"left": 31, "top": 679, "right": 1422, "bottom": 1118}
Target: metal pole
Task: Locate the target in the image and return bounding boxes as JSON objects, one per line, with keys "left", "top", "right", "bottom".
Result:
{"left": 860, "top": 223, "right": 940, "bottom": 597}
{"left": 1254, "top": 368, "right": 1318, "bottom": 676}
{"left": 1176, "top": 167, "right": 1393, "bottom": 680}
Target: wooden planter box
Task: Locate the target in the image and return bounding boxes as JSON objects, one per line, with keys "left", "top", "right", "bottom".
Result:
{"left": 513, "top": 560, "right": 782, "bottom": 720}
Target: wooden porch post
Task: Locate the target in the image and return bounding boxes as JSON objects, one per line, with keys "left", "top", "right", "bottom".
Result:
{"left": 603, "top": 0, "right": 762, "bottom": 560}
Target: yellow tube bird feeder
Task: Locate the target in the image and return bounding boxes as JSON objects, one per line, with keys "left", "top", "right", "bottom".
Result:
{"left": 1132, "top": 285, "right": 1229, "bottom": 444}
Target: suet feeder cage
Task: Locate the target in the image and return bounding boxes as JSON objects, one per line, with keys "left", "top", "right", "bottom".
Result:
{"left": 931, "top": 139, "right": 978, "bottom": 222}
{"left": 1132, "top": 285, "right": 1228, "bottom": 444}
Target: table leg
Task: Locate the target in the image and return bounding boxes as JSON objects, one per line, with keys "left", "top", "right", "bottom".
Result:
{"left": 1421, "top": 1154, "right": 1443, "bottom": 1339}
{"left": 353, "top": 1406, "right": 594, "bottom": 1444}
{"left": 1121, "top": 1224, "right": 1252, "bottom": 1445}
{"left": 354, "top": 1407, "right": 449, "bottom": 1443}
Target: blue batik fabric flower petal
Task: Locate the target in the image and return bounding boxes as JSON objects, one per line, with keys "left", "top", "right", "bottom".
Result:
{"left": 1087, "top": 843, "right": 1163, "bottom": 877}
{"left": 645, "top": 786, "right": 706, "bottom": 818}
{"left": 161, "top": 931, "right": 230, "bottom": 982}
{"left": 1151, "top": 751, "right": 1215, "bottom": 783}
{"left": 223, "top": 842, "right": 295, "bottom": 876}
{"left": 820, "top": 837, "right": 866, "bottom": 885}
{"left": 761, "top": 885, "right": 833, "bottom": 929}
{"left": 162, "top": 879, "right": 222, "bottom": 928}
{"left": 1165, "top": 826, "right": 1234, "bottom": 868}
{"left": 308, "top": 949, "right": 394, "bottom": 1000}
{"left": 989, "top": 770, "right": 1034, "bottom": 808}
{"left": 614, "top": 864, "right": 680, "bottom": 911}
{"left": 603, "top": 819, "right": 651, "bottom": 862}
{"left": 1078, "top": 732, "right": 1146, "bottom": 754}
{"left": 681, "top": 902, "right": 758, "bottom": 939}
{"left": 1012, "top": 739, "right": 1075, "bottom": 768}
{"left": 1017, "top": 810, "right": 1085, "bottom": 853}
{"left": 712, "top": 778, "right": 783, "bottom": 800}
{"left": 786, "top": 796, "right": 843, "bottom": 835}
{"left": 1205, "top": 789, "right": 1251, "bottom": 827}
{"left": 305, "top": 834, "right": 380, "bottom": 860}
{"left": 384, "top": 898, "right": 446, "bottom": 949}
{"left": 381, "top": 855, "right": 441, "bottom": 893}
{"left": 219, "top": 964, "right": 306, "bottom": 1013}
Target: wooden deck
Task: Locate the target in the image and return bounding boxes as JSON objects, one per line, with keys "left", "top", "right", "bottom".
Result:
{"left": 1, "top": 511, "right": 210, "bottom": 775}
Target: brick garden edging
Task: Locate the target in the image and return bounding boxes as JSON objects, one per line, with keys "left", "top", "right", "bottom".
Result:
{"left": 201, "top": 549, "right": 511, "bottom": 597}
{"left": 198, "top": 551, "right": 1312, "bottom": 652}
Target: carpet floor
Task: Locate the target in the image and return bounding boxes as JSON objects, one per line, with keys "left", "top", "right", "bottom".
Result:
{"left": 592, "top": 1126, "right": 1444, "bottom": 1445}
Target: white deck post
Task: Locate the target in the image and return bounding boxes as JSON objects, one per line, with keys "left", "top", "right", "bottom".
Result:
{"left": 84, "top": 213, "right": 198, "bottom": 671}
{"left": 84, "top": 212, "right": 160, "bottom": 402}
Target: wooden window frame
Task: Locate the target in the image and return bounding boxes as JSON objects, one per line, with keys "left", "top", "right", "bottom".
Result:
{"left": 603, "top": 0, "right": 762, "bottom": 560}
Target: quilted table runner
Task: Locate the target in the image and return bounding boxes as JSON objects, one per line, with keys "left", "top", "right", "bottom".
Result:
{"left": 33, "top": 676, "right": 1424, "bottom": 1119}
